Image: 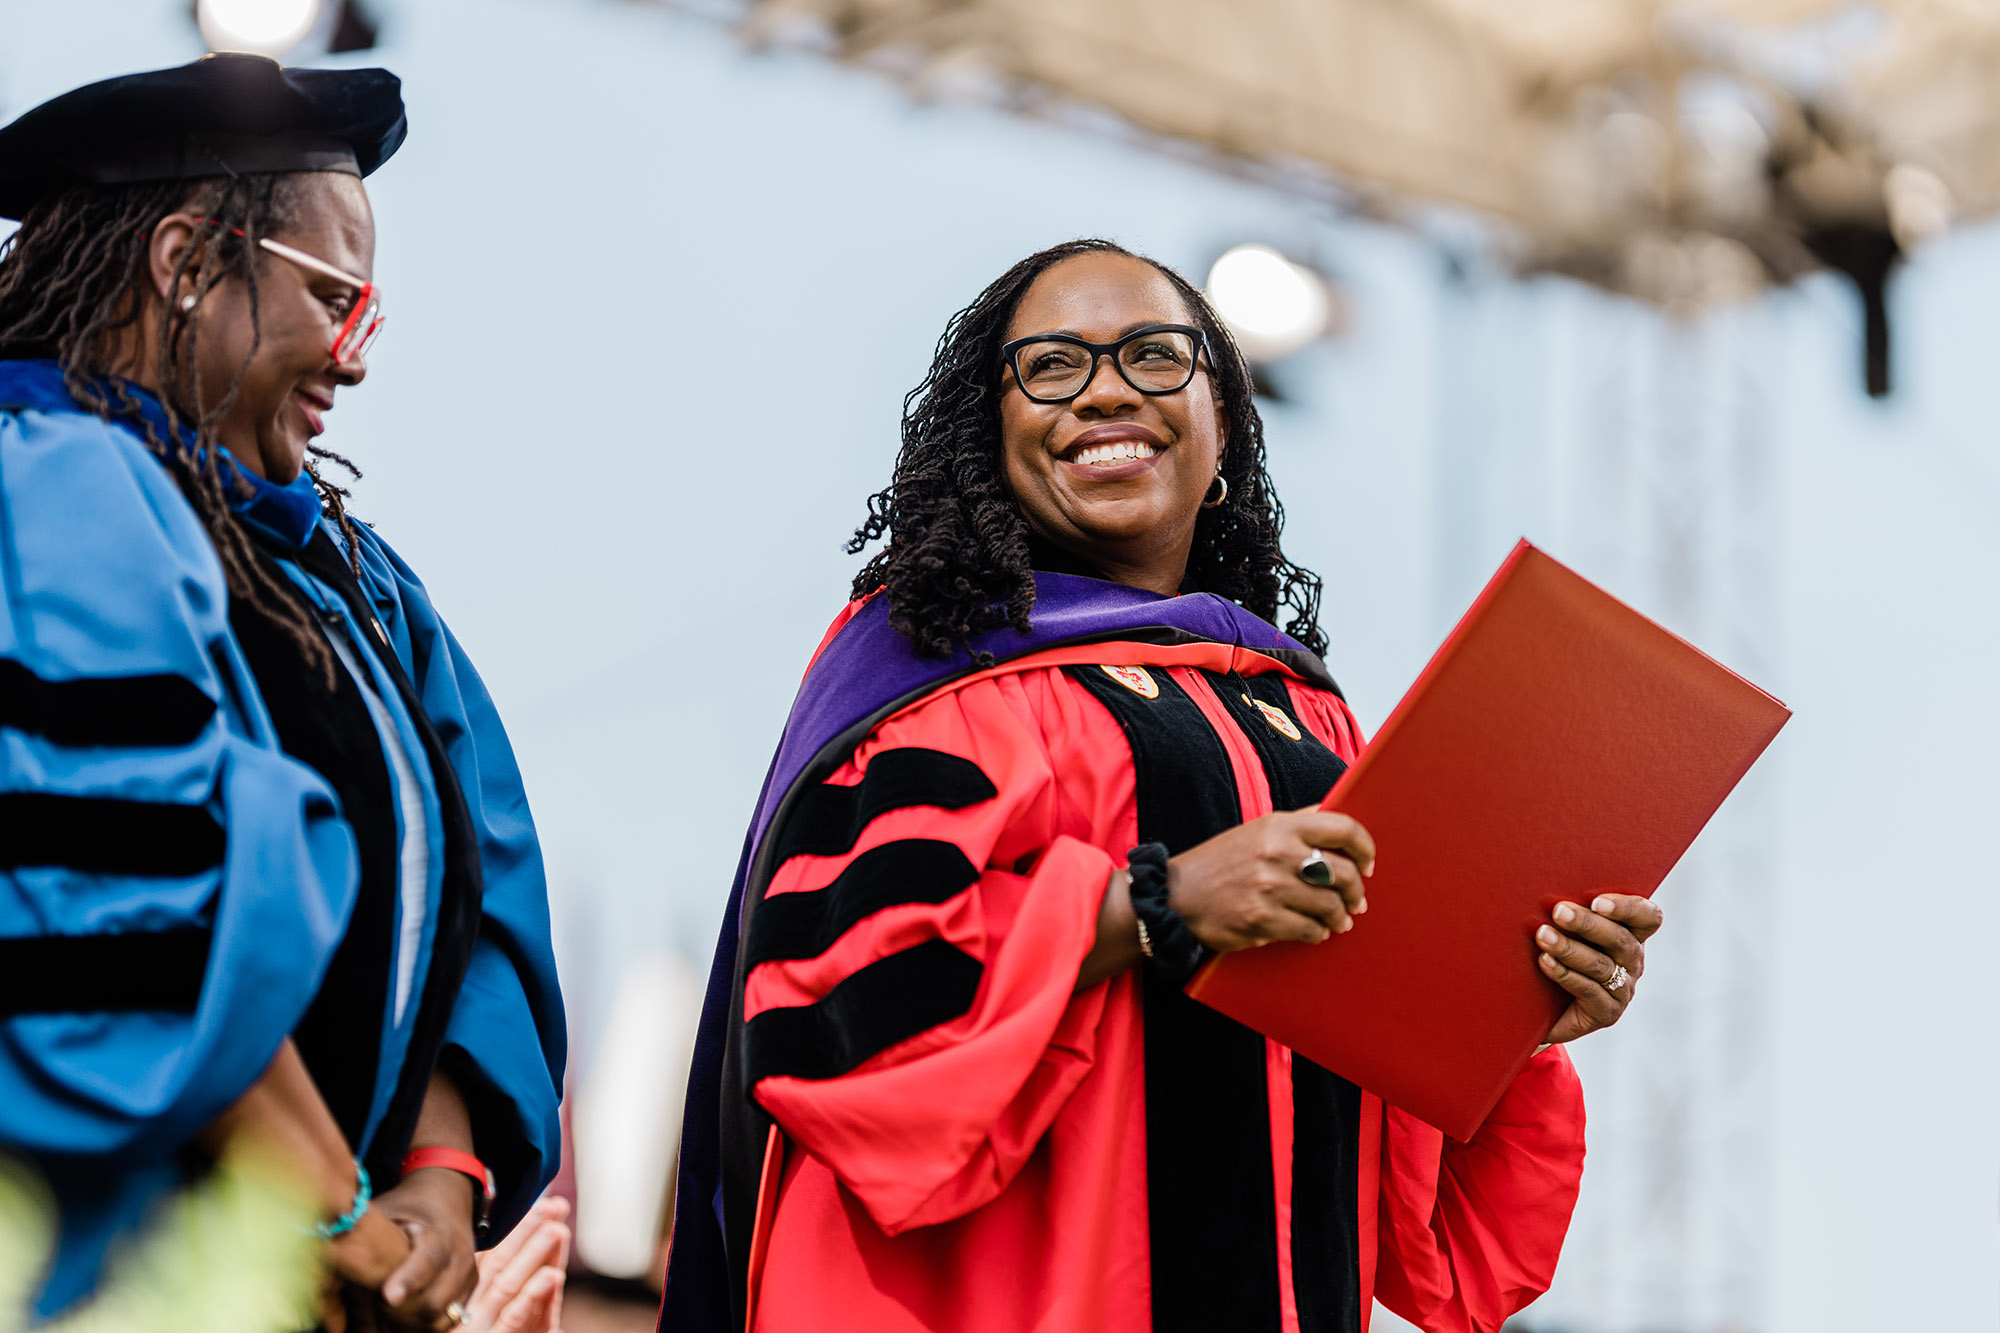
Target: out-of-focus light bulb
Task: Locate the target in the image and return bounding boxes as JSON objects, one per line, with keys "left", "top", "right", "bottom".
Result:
{"left": 198, "top": 0, "right": 322, "bottom": 56}
{"left": 1205, "top": 244, "right": 1331, "bottom": 363}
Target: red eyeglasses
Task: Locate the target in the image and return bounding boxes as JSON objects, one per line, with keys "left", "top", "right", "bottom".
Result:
{"left": 184, "top": 219, "right": 385, "bottom": 364}
{"left": 256, "top": 236, "right": 385, "bottom": 365}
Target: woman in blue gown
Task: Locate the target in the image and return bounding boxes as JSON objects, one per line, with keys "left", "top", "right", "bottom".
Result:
{"left": 0, "top": 55, "right": 564, "bottom": 1326}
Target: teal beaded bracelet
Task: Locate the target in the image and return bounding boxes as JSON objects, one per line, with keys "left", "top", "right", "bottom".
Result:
{"left": 308, "top": 1163, "right": 372, "bottom": 1241}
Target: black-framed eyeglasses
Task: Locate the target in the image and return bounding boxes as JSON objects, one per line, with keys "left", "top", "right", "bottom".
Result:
{"left": 1001, "top": 323, "right": 1208, "bottom": 404}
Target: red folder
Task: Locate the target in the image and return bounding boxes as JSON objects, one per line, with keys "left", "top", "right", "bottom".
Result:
{"left": 1184, "top": 540, "right": 1790, "bottom": 1141}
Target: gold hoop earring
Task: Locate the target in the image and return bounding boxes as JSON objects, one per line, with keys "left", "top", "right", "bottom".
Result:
{"left": 1201, "top": 474, "right": 1228, "bottom": 509}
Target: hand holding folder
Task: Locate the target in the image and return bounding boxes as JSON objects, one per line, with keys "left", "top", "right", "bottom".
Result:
{"left": 1185, "top": 541, "right": 1790, "bottom": 1141}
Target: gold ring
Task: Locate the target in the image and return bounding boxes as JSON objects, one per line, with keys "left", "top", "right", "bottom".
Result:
{"left": 445, "top": 1301, "right": 467, "bottom": 1326}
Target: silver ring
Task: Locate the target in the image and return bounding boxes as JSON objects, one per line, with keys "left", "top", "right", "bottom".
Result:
{"left": 1606, "top": 964, "right": 1630, "bottom": 993}
{"left": 445, "top": 1301, "right": 467, "bottom": 1327}
{"left": 1298, "top": 849, "right": 1334, "bottom": 888}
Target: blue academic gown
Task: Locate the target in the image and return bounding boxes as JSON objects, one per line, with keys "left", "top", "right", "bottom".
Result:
{"left": 0, "top": 359, "right": 564, "bottom": 1318}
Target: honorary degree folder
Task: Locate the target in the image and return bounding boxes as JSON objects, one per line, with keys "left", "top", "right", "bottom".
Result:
{"left": 1184, "top": 540, "right": 1790, "bottom": 1141}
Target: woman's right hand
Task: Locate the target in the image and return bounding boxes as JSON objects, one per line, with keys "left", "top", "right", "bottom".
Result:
{"left": 1168, "top": 807, "right": 1375, "bottom": 953}
{"left": 313, "top": 1208, "right": 411, "bottom": 1333}
{"left": 325, "top": 1208, "right": 411, "bottom": 1289}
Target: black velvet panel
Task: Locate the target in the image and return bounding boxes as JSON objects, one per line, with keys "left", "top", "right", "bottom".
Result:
{"left": 0, "top": 658, "right": 215, "bottom": 749}
{"left": 286, "top": 530, "right": 484, "bottom": 1190}
{"left": 0, "top": 926, "right": 211, "bottom": 1014}
{"left": 742, "top": 937, "right": 983, "bottom": 1084}
{"left": 0, "top": 792, "right": 223, "bottom": 875}
{"left": 1208, "top": 670, "right": 1349, "bottom": 811}
{"left": 769, "top": 749, "right": 997, "bottom": 864}
{"left": 1291, "top": 1057, "right": 1364, "bottom": 1333}
{"left": 746, "top": 838, "right": 981, "bottom": 967}
{"left": 228, "top": 543, "right": 399, "bottom": 1152}
{"left": 1066, "top": 664, "right": 1283, "bottom": 1333}
{"left": 1208, "top": 669, "right": 1363, "bottom": 1333}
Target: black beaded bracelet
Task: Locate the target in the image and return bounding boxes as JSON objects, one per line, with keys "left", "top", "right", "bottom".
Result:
{"left": 1126, "top": 842, "right": 1208, "bottom": 986}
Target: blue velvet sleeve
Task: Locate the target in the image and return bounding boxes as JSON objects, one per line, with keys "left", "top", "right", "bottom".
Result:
{"left": 344, "top": 522, "right": 565, "bottom": 1240}
{"left": 0, "top": 409, "right": 359, "bottom": 1312}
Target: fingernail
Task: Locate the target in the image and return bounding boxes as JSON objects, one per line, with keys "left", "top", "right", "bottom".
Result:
{"left": 1364, "top": 862, "right": 1375, "bottom": 878}
{"left": 1541, "top": 953, "right": 1562, "bottom": 972}
{"left": 1338, "top": 918, "right": 1353, "bottom": 933}
{"left": 1537, "top": 925, "right": 1560, "bottom": 947}
{"left": 1593, "top": 896, "right": 1615, "bottom": 914}
{"left": 384, "top": 1284, "right": 402, "bottom": 1304}
{"left": 1355, "top": 898, "right": 1368, "bottom": 914}
{"left": 1554, "top": 903, "right": 1576, "bottom": 924}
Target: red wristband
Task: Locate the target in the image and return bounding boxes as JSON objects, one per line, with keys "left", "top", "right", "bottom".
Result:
{"left": 400, "top": 1147, "right": 496, "bottom": 1235}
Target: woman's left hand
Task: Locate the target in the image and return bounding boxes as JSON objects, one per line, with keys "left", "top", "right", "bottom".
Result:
{"left": 1537, "top": 893, "right": 1665, "bottom": 1045}
{"left": 372, "top": 1168, "right": 479, "bottom": 1330}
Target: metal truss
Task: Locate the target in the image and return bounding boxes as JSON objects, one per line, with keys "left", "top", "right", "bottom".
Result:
{"left": 1435, "top": 282, "right": 1782, "bottom": 1333}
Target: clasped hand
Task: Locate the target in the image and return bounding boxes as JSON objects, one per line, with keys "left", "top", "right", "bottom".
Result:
{"left": 322, "top": 1168, "right": 476, "bottom": 1331}
{"left": 1166, "top": 806, "right": 1664, "bottom": 1044}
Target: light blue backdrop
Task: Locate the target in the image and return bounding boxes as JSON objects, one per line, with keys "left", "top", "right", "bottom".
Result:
{"left": 2, "top": 3, "right": 1993, "bottom": 1329}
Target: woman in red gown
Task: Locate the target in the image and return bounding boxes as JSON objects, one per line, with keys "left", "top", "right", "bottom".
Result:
{"left": 663, "top": 240, "right": 1663, "bottom": 1333}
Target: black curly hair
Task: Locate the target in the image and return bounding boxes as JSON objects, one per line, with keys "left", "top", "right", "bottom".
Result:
{"left": 0, "top": 172, "right": 368, "bottom": 682}
{"left": 847, "top": 237, "right": 1328, "bottom": 660}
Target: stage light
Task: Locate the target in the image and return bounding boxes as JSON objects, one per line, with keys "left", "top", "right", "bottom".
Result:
{"left": 1205, "top": 244, "right": 1332, "bottom": 364}
{"left": 197, "top": 0, "right": 322, "bottom": 56}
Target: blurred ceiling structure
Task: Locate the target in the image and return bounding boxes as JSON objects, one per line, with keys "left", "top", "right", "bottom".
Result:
{"left": 694, "top": 0, "right": 2000, "bottom": 395}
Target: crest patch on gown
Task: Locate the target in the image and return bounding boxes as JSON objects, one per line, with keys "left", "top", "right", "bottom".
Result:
{"left": 1243, "top": 693, "right": 1303, "bottom": 740}
{"left": 1101, "top": 664, "right": 1159, "bottom": 698}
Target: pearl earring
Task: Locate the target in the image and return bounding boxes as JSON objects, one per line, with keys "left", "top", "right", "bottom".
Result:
{"left": 180, "top": 294, "right": 197, "bottom": 312}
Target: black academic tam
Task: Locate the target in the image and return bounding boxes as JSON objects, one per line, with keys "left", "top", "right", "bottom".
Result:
{"left": 0, "top": 52, "right": 406, "bottom": 221}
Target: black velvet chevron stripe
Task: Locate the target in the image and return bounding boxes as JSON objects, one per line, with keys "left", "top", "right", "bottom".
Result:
{"left": 0, "top": 793, "right": 225, "bottom": 876}
{"left": 0, "top": 659, "right": 215, "bottom": 749}
{"left": 741, "top": 938, "right": 983, "bottom": 1084}
{"left": 769, "top": 748, "right": 997, "bottom": 865}
{"left": 747, "top": 839, "right": 981, "bottom": 967}
{"left": 0, "top": 926, "right": 212, "bottom": 1014}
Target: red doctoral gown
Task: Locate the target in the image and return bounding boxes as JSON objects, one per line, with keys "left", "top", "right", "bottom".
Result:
{"left": 731, "top": 612, "right": 1586, "bottom": 1333}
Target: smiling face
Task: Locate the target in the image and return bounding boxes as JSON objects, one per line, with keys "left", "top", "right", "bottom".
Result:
{"left": 173, "top": 172, "right": 376, "bottom": 483}
{"left": 998, "top": 251, "right": 1228, "bottom": 594}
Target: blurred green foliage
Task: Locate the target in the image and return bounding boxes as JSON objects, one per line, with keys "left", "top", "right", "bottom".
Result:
{"left": 0, "top": 1153, "right": 324, "bottom": 1332}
